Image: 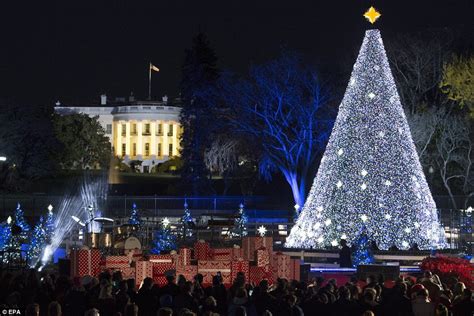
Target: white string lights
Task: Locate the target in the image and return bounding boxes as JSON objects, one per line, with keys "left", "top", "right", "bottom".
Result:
{"left": 285, "top": 30, "right": 446, "bottom": 250}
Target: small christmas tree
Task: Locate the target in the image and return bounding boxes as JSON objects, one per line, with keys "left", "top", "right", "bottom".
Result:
{"left": 352, "top": 231, "right": 375, "bottom": 266}
{"left": 3, "top": 216, "right": 22, "bottom": 264}
{"left": 181, "top": 200, "right": 193, "bottom": 238}
{"left": 28, "top": 216, "right": 46, "bottom": 267}
{"left": 44, "top": 205, "right": 55, "bottom": 243}
{"left": 0, "top": 220, "right": 12, "bottom": 251}
{"left": 150, "top": 218, "right": 177, "bottom": 254}
{"left": 14, "top": 203, "right": 30, "bottom": 239}
{"left": 232, "top": 203, "right": 248, "bottom": 237}
{"left": 129, "top": 203, "right": 140, "bottom": 225}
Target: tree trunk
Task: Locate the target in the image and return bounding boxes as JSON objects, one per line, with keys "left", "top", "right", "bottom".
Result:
{"left": 282, "top": 170, "right": 305, "bottom": 208}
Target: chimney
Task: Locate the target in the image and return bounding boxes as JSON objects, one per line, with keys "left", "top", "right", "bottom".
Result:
{"left": 100, "top": 94, "right": 107, "bottom": 105}
{"left": 129, "top": 92, "right": 135, "bottom": 102}
{"left": 162, "top": 95, "right": 168, "bottom": 103}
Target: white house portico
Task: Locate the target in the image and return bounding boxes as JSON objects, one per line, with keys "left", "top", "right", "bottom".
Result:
{"left": 55, "top": 95, "right": 182, "bottom": 173}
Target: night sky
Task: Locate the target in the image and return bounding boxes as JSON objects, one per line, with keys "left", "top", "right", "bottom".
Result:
{"left": 0, "top": 0, "right": 472, "bottom": 105}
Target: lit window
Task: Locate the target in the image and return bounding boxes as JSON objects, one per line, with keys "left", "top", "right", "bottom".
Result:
{"left": 121, "top": 144, "right": 126, "bottom": 157}
{"left": 157, "top": 143, "right": 162, "bottom": 157}
{"left": 169, "top": 144, "right": 173, "bottom": 156}
{"left": 131, "top": 124, "right": 137, "bottom": 135}
{"left": 157, "top": 124, "right": 162, "bottom": 135}
{"left": 168, "top": 124, "right": 174, "bottom": 136}
{"left": 121, "top": 124, "right": 126, "bottom": 136}
{"left": 145, "top": 143, "right": 150, "bottom": 156}
{"left": 132, "top": 143, "right": 137, "bottom": 156}
{"left": 143, "top": 124, "right": 150, "bottom": 135}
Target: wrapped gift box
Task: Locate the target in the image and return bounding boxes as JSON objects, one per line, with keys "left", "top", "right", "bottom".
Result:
{"left": 212, "top": 248, "right": 233, "bottom": 261}
{"left": 177, "top": 247, "right": 192, "bottom": 268}
{"left": 256, "top": 247, "right": 271, "bottom": 267}
{"left": 290, "top": 259, "right": 301, "bottom": 281}
{"left": 231, "top": 260, "right": 250, "bottom": 283}
{"left": 242, "top": 237, "right": 273, "bottom": 261}
{"left": 121, "top": 267, "right": 136, "bottom": 280}
{"left": 70, "top": 249, "right": 101, "bottom": 277}
{"left": 98, "top": 267, "right": 136, "bottom": 280}
{"left": 103, "top": 256, "right": 130, "bottom": 269}
{"left": 232, "top": 247, "right": 244, "bottom": 260}
{"left": 249, "top": 265, "right": 274, "bottom": 285}
{"left": 136, "top": 260, "right": 153, "bottom": 287}
{"left": 176, "top": 265, "right": 198, "bottom": 282}
{"left": 198, "top": 260, "right": 232, "bottom": 285}
{"left": 194, "top": 241, "right": 211, "bottom": 260}
{"left": 271, "top": 252, "right": 292, "bottom": 280}
{"left": 149, "top": 254, "right": 175, "bottom": 265}
{"left": 152, "top": 262, "right": 175, "bottom": 286}
{"left": 126, "top": 249, "right": 143, "bottom": 263}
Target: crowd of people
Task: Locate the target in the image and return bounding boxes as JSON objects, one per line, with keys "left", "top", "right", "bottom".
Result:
{"left": 0, "top": 269, "right": 472, "bottom": 316}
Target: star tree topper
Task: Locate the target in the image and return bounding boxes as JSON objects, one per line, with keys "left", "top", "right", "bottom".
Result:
{"left": 364, "top": 6, "right": 381, "bottom": 24}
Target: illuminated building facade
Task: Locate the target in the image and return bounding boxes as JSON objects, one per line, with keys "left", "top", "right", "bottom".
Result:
{"left": 55, "top": 95, "right": 182, "bottom": 172}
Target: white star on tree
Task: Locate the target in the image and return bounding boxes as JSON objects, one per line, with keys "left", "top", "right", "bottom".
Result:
{"left": 257, "top": 225, "right": 267, "bottom": 237}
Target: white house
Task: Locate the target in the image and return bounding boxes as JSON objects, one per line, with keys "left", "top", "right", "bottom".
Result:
{"left": 55, "top": 94, "right": 182, "bottom": 173}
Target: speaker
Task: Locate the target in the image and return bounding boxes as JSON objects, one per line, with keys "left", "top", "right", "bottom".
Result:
{"left": 357, "top": 264, "right": 400, "bottom": 280}
{"left": 300, "top": 264, "right": 311, "bottom": 282}
{"left": 58, "top": 258, "right": 71, "bottom": 277}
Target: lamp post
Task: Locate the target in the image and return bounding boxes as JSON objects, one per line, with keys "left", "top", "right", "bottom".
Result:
{"left": 0, "top": 156, "right": 6, "bottom": 162}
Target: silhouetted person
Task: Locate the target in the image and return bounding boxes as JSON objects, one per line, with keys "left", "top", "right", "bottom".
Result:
{"left": 252, "top": 280, "right": 277, "bottom": 315}
{"left": 339, "top": 239, "right": 352, "bottom": 268}
{"left": 160, "top": 275, "right": 180, "bottom": 298}
{"left": 47, "top": 301, "right": 62, "bottom": 316}
{"left": 452, "top": 289, "right": 473, "bottom": 316}
{"left": 370, "top": 240, "right": 379, "bottom": 251}
{"left": 136, "top": 277, "right": 157, "bottom": 316}
{"left": 205, "top": 275, "right": 227, "bottom": 314}
{"left": 25, "top": 303, "right": 40, "bottom": 316}
{"left": 126, "top": 279, "right": 137, "bottom": 303}
{"left": 409, "top": 243, "right": 420, "bottom": 251}
{"left": 173, "top": 281, "right": 198, "bottom": 314}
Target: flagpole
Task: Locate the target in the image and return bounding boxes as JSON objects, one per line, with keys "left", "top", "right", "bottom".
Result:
{"left": 148, "top": 62, "right": 152, "bottom": 100}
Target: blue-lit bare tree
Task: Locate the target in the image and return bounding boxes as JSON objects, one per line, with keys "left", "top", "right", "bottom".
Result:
{"left": 221, "top": 53, "right": 333, "bottom": 207}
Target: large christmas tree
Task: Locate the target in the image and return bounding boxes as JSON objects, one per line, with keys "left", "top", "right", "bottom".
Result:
{"left": 286, "top": 29, "right": 445, "bottom": 250}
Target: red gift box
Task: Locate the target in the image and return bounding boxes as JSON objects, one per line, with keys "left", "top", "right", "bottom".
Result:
{"left": 249, "top": 265, "right": 274, "bottom": 285}
{"left": 149, "top": 254, "right": 175, "bottom": 265}
{"left": 125, "top": 249, "right": 143, "bottom": 263}
{"left": 70, "top": 249, "right": 101, "bottom": 278}
{"left": 198, "top": 260, "right": 232, "bottom": 285}
{"left": 271, "top": 252, "right": 293, "bottom": 280}
{"left": 212, "top": 248, "right": 233, "bottom": 261}
{"left": 176, "top": 265, "right": 198, "bottom": 282}
{"left": 153, "top": 262, "right": 175, "bottom": 286}
{"left": 256, "top": 247, "right": 271, "bottom": 267}
{"left": 242, "top": 237, "right": 273, "bottom": 261}
{"left": 136, "top": 260, "right": 153, "bottom": 287}
{"left": 121, "top": 267, "right": 136, "bottom": 279}
{"left": 290, "top": 259, "right": 300, "bottom": 281}
{"left": 194, "top": 241, "right": 211, "bottom": 260}
{"left": 231, "top": 260, "right": 250, "bottom": 283}
{"left": 232, "top": 247, "right": 244, "bottom": 260}
{"left": 103, "top": 256, "right": 130, "bottom": 269}
{"left": 177, "top": 248, "right": 192, "bottom": 268}
{"left": 98, "top": 267, "right": 136, "bottom": 280}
